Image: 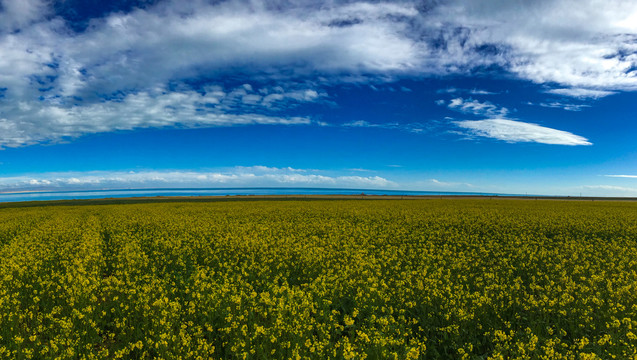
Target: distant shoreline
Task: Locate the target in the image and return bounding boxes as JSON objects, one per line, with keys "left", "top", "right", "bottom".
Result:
{"left": 0, "top": 187, "right": 517, "bottom": 203}
{"left": 2, "top": 193, "right": 637, "bottom": 208}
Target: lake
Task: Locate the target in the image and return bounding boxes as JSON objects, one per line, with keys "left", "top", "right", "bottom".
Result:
{"left": 0, "top": 187, "right": 511, "bottom": 203}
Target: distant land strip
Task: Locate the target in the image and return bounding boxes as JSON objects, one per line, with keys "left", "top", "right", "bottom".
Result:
{"left": 2, "top": 194, "right": 637, "bottom": 208}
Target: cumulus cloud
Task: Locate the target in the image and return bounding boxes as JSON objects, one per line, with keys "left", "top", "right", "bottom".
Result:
{"left": 3, "top": 0, "right": 637, "bottom": 95}
{"left": 0, "top": 0, "right": 423, "bottom": 148}
{"left": 436, "top": 0, "right": 637, "bottom": 91}
{"left": 0, "top": 166, "right": 397, "bottom": 192}
{"left": 454, "top": 119, "right": 592, "bottom": 146}
{"left": 0, "top": 0, "right": 49, "bottom": 32}
{"left": 1, "top": 1, "right": 420, "bottom": 98}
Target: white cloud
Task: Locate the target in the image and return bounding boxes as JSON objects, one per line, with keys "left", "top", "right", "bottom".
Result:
{"left": 545, "top": 88, "right": 617, "bottom": 99}
{"left": 342, "top": 120, "right": 429, "bottom": 134}
{"left": 605, "top": 175, "right": 637, "bottom": 179}
{"left": 240, "top": 166, "right": 307, "bottom": 173}
{"left": 530, "top": 101, "right": 591, "bottom": 112}
{"left": 581, "top": 185, "right": 637, "bottom": 196}
{"left": 447, "top": 97, "right": 509, "bottom": 117}
{"left": 444, "top": 96, "right": 593, "bottom": 145}
{"left": 430, "top": 179, "right": 474, "bottom": 188}
{"left": 0, "top": 1, "right": 423, "bottom": 148}
{"left": 3, "top": 0, "right": 637, "bottom": 97}
{"left": 400, "top": 177, "right": 475, "bottom": 192}
{"left": 487, "top": 2, "right": 634, "bottom": 89}
{"left": 420, "top": 0, "right": 637, "bottom": 92}
{"left": 36, "top": 1, "right": 419, "bottom": 97}
{"left": 437, "top": 88, "right": 496, "bottom": 95}
{"left": 455, "top": 119, "right": 592, "bottom": 145}
{"left": 343, "top": 120, "right": 390, "bottom": 128}
{"left": 0, "top": 166, "right": 397, "bottom": 192}
{"left": 437, "top": 88, "right": 459, "bottom": 94}
{"left": 1, "top": 0, "right": 637, "bottom": 149}
{"left": 0, "top": 86, "right": 313, "bottom": 148}
{"left": 0, "top": 0, "right": 49, "bottom": 32}
{"left": 469, "top": 89, "right": 497, "bottom": 95}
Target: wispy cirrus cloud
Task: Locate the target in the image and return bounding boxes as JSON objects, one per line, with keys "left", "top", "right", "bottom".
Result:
{"left": 440, "top": 97, "right": 592, "bottom": 145}
{"left": 0, "top": 166, "right": 397, "bottom": 192}
{"left": 545, "top": 88, "right": 618, "bottom": 99}
{"left": 342, "top": 120, "right": 430, "bottom": 133}
{"left": 430, "top": 179, "right": 474, "bottom": 188}
{"left": 454, "top": 119, "right": 592, "bottom": 146}
{"left": 443, "top": 97, "right": 509, "bottom": 117}
{"left": 401, "top": 178, "right": 475, "bottom": 192}
{"left": 437, "top": 88, "right": 497, "bottom": 95}
{"left": 469, "top": 89, "right": 498, "bottom": 95}
{"left": 527, "top": 101, "right": 591, "bottom": 112}
{"left": 605, "top": 175, "right": 637, "bottom": 178}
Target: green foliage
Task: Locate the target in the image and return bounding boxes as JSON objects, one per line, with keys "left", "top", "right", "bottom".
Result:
{"left": 1, "top": 199, "right": 637, "bottom": 359}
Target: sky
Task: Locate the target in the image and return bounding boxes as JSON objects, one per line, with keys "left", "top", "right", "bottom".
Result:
{"left": 0, "top": 0, "right": 637, "bottom": 196}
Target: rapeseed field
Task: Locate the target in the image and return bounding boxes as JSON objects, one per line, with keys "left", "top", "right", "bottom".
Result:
{"left": 1, "top": 199, "right": 636, "bottom": 359}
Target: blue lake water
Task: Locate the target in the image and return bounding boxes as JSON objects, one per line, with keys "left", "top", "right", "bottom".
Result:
{"left": 0, "top": 187, "right": 514, "bottom": 203}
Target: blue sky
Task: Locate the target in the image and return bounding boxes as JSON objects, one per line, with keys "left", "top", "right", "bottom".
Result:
{"left": 1, "top": 0, "right": 637, "bottom": 196}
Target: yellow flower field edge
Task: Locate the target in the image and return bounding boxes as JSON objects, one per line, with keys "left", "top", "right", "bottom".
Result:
{"left": 1, "top": 199, "right": 636, "bottom": 359}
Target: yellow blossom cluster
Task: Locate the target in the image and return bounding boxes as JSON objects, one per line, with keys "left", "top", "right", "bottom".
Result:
{"left": 0, "top": 199, "right": 636, "bottom": 359}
